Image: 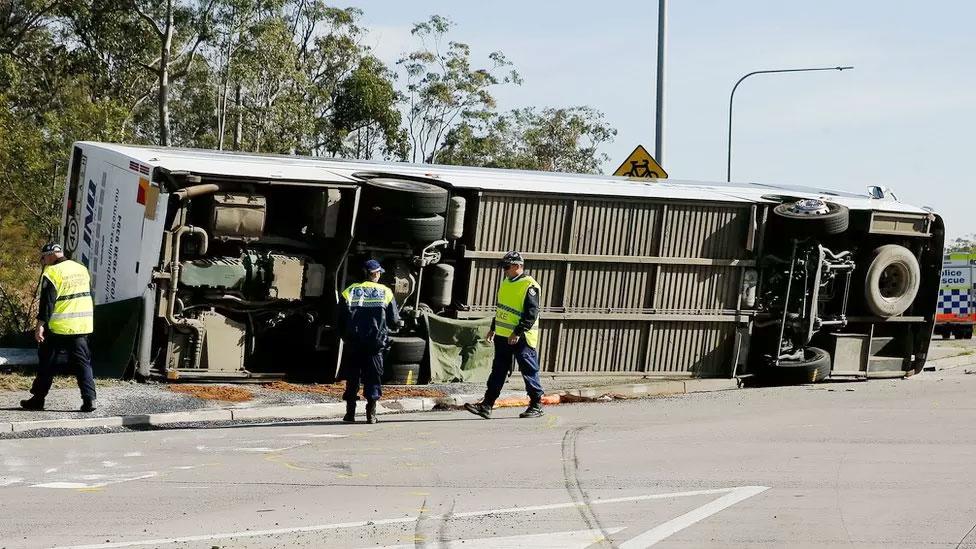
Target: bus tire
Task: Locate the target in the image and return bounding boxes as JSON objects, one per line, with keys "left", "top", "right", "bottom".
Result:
{"left": 864, "top": 245, "right": 920, "bottom": 318}
{"left": 394, "top": 214, "right": 446, "bottom": 243}
{"left": 365, "top": 178, "right": 448, "bottom": 215}
{"left": 389, "top": 336, "right": 426, "bottom": 364}
{"left": 387, "top": 362, "right": 421, "bottom": 385}
{"left": 771, "top": 346, "right": 831, "bottom": 384}
{"left": 772, "top": 200, "right": 849, "bottom": 235}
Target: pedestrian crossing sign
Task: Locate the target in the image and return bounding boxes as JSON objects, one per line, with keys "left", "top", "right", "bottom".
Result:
{"left": 613, "top": 145, "right": 668, "bottom": 179}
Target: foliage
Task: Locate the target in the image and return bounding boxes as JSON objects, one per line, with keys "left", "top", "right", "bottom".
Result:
{"left": 0, "top": 5, "right": 618, "bottom": 339}
{"left": 398, "top": 15, "right": 521, "bottom": 164}
{"left": 439, "top": 106, "right": 616, "bottom": 173}
{"left": 946, "top": 235, "right": 976, "bottom": 254}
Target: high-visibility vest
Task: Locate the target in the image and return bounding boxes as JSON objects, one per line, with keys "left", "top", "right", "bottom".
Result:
{"left": 341, "top": 281, "right": 395, "bottom": 308}
{"left": 494, "top": 275, "right": 540, "bottom": 348}
{"left": 43, "top": 260, "right": 94, "bottom": 335}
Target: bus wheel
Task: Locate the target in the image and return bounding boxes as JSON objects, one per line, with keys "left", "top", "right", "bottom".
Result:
{"left": 387, "top": 362, "right": 421, "bottom": 385}
{"left": 389, "top": 336, "right": 426, "bottom": 364}
{"left": 364, "top": 178, "right": 449, "bottom": 215}
{"left": 864, "top": 245, "right": 920, "bottom": 318}
{"left": 396, "top": 215, "right": 446, "bottom": 243}
{"left": 773, "top": 346, "right": 831, "bottom": 384}
{"left": 771, "top": 199, "right": 849, "bottom": 235}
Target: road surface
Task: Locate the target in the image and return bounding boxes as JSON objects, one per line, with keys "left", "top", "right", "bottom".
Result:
{"left": 2, "top": 345, "right": 976, "bottom": 548}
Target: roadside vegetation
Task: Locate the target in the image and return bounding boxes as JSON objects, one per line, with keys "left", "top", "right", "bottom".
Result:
{"left": 0, "top": 1, "right": 617, "bottom": 340}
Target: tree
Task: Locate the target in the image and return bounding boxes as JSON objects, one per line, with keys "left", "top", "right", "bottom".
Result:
{"left": 232, "top": 10, "right": 308, "bottom": 153}
{"left": 207, "top": 0, "right": 263, "bottom": 150}
{"left": 0, "top": 7, "right": 130, "bottom": 341}
{"left": 130, "top": 0, "right": 216, "bottom": 146}
{"left": 439, "top": 106, "right": 616, "bottom": 174}
{"left": 398, "top": 15, "right": 520, "bottom": 164}
{"left": 0, "top": 0, "right": 61, "bottom": 56}
{"left": 329, "top": 55, "right": 407, "bottom": 160}
{"left": 947, "top": 235, "right": 976, "bottom": 253}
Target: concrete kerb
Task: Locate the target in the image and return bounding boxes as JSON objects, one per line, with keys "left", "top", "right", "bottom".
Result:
{"left": 1, "top": 378, "right": 739, "bottom": 434}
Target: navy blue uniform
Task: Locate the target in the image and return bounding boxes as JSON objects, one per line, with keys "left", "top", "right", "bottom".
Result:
{"left": 338, "top": 281, "right": 400, "bottom": 402}
{"left": 483, "top": 274, "right": 543, "bottom": 407}
{"left": 32, "top": 275, "right": 96, "bottom": 402}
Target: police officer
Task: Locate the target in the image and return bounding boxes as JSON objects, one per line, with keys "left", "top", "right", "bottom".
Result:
{"left": 21, "top": 243, "right": 97, "bottom": 412}
{"left": 465, "top": 251, "right": 545, "bottom": 419}
{"left": 338, "top": 259, "right": 400, "bottom": 424}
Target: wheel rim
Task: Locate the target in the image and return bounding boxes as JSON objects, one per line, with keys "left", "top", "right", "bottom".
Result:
{"left": 879, "top": 262, "right": 910, "bottom": 299}
{"left": 786, "top": 199, "right": 830, "bottom": 216}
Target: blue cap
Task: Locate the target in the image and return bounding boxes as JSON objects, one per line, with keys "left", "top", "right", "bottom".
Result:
{"left": 364, "top": 259, "right": 384, "bottom": 273}
{"left": 498, "top": 251, "right": 524, "bottom": 267}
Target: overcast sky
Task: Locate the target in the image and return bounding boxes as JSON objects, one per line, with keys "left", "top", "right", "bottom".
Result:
{"left": 342, "top": 1, "right": 976, "bottom": 238}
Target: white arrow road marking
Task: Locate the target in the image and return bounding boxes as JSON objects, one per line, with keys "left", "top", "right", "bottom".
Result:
{"left": 370, "top": 528, "right": 626, "bottom": 549}
{"left": 618, "top": 485, "right": 770, "bottom": 548}
{"left": 52, "top": 486, "right": 769, "bottom": 549}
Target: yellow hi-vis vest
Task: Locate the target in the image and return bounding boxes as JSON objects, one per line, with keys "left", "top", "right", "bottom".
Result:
{"left": 43, "top": 260, "right": 94, "bottom": 335}
{"left": 494, "top": 275, "right": 540, "bottom": 348}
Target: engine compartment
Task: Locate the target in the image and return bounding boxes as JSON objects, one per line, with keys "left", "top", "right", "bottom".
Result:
{"left": 149, "top": 172, "right": 463, "bottom": 381}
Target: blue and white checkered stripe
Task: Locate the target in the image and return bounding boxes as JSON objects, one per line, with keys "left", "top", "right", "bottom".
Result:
{"left": 939, "top": 288, "right": 970, "bottom": 315}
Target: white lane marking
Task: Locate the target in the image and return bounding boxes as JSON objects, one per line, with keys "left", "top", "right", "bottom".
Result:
{"left": 370, "top": 528, "right": 625, "bottom": 549}
{"left": 280, "top": 433, "right": 348, "bottom": 438}
{"left": 0, "top": 476, "right": 23, "bottom": 487}
{"left": 618, "top": 485, "right": 770, "bottom": 548}
{"left": 31, "top": 482, "right": 91, "bottom": 489}
{"left": 172, "top": 465, "right": 200, "bottom": 470}
{"left": 33, "top": 472, "right": 158, "bottom": 490}
{"left": 101, "top": 461, "right": 119, "bottom": 468}
{"left": 123, "top": 452, "right": 142, "bottom": 457}
{"left": 51, "top": 486, "right": 767, "bottom": 548}
{"left": 45, "top": 468, "right": 59, "bottom": 474}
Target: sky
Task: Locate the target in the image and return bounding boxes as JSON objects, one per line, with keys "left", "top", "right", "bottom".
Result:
{"left": 340, "top": 1, "right": 976, "bottom": 238}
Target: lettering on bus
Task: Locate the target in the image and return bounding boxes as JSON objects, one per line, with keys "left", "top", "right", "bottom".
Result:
{"left": 80, "top": 178, "right": 97, "bottom": 266}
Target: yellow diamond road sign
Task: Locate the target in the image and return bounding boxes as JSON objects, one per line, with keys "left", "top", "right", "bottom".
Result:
{"left": 613, "top": 145, "right": 667, "bottom": 179}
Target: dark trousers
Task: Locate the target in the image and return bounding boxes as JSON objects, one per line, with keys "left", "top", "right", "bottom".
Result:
{"left": 32, "top": 334, "right": 96, "bottom": 401}
{"left": 342, "top": 347, "right": 384, "bottom": 402}
{"left": 483, "top": 335, "right": 544, "bottom": 407}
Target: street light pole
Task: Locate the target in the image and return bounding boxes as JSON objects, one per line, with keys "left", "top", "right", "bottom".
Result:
{"left": 655, "top": 0, "right": 667, "bottom": 165}
{"left": 726, "top": 66, "right": 853, "bottom": 182}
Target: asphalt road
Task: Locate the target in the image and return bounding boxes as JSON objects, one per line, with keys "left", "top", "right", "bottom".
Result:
{"left": 2, "top": 343, "right": 976, "bottom": 548}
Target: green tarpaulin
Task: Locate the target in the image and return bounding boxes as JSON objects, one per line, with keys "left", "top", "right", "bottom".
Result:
{"left": 424, "top": 314, "right": 494, "bottom": 383}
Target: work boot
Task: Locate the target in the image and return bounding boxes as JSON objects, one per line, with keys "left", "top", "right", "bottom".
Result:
{"left": 519, "top": 401, "right": 544, "bottom": 419}
{"left": 20, "top": 397, "right": 44, "bottom": 411}
{"left": 464, "top": 402, "right": 492, "bottom": 419}
{"left": 365, "top": 400, "right": 378, "bottom": 424}
{"left": 80, "top": 399, "right": 97, "bottom": 413}
{"left": 342, "top": 401, "right": 356, "bottom": 423}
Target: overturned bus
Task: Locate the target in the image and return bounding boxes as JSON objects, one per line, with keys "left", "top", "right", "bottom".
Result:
{"left": 60, "top": 142, "right": 944, "bottom": 383}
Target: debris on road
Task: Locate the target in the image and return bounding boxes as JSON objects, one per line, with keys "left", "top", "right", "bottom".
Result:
{"left": 266, "top": 381, "right": 447, "bottom": 400}
{"left": 168, "top": 385, "right": 254, "bottom": 402}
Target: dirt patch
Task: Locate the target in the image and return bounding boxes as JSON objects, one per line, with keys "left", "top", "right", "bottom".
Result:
{"left": 266, "top": 380, "right": 447, "bottom": 400}
{"left": 168, "top": 384, "right": 254, "bottom": 402}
